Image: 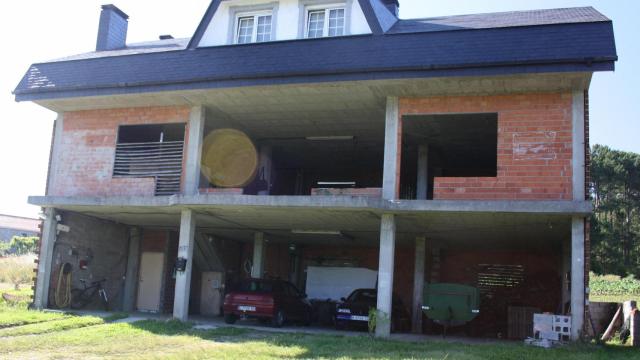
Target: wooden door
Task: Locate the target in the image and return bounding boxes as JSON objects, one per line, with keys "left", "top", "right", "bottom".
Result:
{"left": 137, "top": 252, "right": 164, "bottom": 312}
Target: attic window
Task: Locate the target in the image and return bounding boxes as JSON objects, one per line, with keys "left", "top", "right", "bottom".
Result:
{"left": 235, "top": 12, "right": 272, "bottom": 44}
{"left": 306, "top": 7, "right": 345, "bottom": 38}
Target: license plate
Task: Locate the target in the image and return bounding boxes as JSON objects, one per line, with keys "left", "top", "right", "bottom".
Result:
{"left": 238, "top": 305, "right": 256, "bottom": 312}
{"left": 350, "top": 315, "right": 369, "bottom": 321}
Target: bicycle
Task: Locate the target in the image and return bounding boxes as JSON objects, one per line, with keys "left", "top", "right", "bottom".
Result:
{"left": 70, "top": 279, "right": 109, "bottom": 310}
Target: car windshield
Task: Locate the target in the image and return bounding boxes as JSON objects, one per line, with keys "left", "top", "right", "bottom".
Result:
{"left": 348, "top": 289, "right": 376, "bottom": 303}
{"left": 235, "top": 280, "right": 274, "bottom": 293}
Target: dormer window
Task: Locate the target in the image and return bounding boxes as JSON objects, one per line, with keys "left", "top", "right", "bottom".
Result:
{"left": 306, "top": 6, "right": 346, "bottom": 38}
{"left": 235, "top": 12, "right": 272, "bottom": 44}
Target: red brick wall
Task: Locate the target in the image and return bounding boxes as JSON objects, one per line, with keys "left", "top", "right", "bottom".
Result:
{"left": 49, "top": 106, "right": 190, "bottom": 197}
{"left": 400, "top": 93, "right": 574, "bottom": 200}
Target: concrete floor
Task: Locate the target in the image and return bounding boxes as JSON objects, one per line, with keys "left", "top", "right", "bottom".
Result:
{"left": 60, "top": 309, "right": 512, "bottom": 345}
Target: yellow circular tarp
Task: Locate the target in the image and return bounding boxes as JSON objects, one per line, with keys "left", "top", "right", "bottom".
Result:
{"left": 200, "top": 129, "right": 258, "bottom": 188}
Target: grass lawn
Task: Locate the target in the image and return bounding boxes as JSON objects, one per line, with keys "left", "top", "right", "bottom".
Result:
{"left": 1, "top": 285, "right": 638, "bottom": 360}
{"left": 0, "top": 305, "right": 638, "bottom": 359}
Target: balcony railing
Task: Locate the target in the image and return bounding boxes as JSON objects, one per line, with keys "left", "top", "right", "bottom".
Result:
{"left": 113, "top": 141, "right": 184, "bottom": 196}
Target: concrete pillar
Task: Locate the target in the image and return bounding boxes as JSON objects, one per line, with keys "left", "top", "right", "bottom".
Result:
{"left": 416, "top": 145, "right": 429, "bottom": 200}
{"left": 122, "top": 227, "right": 141, "bottom": 312}
{"left": 571, "top": 216, "right": 585, "bottom": 340}
{"left": 173, "top": 209, "right": 196, "bottom": 321}
{"left": 252, "top": 232, "right": 265, "bottom": 278}
{"left": 382, "top": 96, "right": 401, "bottom": 200}
{"left": 46, "top": 113, "right": 64, "bottom": 195}
{"left": 412, "top": 236, "right": 426, "bottom": 333}
{"left": 184, "top": 106, "right": 206, "bottom": 195}
{"left": 560, "top": 237, "right": 571, "bottom": 313}
{"left": 376, "top": 214, "right": 396, "bottom": 337}
{"left": 572, "top": 91, "right": 585, "bottom": 201}
{"left": 257, "top": 145, "right": 273, "bottom": 195}
{"left": 33, "top": 208, "right": 57, "bottom": 309}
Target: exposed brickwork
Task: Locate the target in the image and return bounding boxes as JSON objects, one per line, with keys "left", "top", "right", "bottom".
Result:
{"left": 49, "top": 106, "right": 190, "bottom": 197}
{"left": 584, "top": 90, "right": 591, "bottom": 200}
{"left": 400, "top": 93, "right": 574, "bottom": 200}
{"left": 583, "top": 91, "right": 591, "bottom": 332}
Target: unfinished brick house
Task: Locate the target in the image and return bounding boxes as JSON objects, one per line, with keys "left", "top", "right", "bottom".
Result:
{"left": 14, "top": 1, "right": 617, "bottom": 339}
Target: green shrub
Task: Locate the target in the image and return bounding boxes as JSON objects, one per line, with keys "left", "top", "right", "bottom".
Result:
{"left": 0, "top": 243, "right": 10, "bottom": 256}
{"left": 9, "top": 236, "right": 39, "bottom": 255}
{"left": 590, "top": 272, "right": 640, "bottom": 296}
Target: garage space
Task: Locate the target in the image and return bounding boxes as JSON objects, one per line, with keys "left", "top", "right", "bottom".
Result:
{"left": 39, "top": 202, "right": 574, "bottom": 339}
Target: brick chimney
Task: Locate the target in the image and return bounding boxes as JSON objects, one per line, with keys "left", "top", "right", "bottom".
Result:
{"left": 382, "top": 0, "right": 399, "bottom": 17}
{"left": 96, "top": 4, "right": 129, "bottom": 51}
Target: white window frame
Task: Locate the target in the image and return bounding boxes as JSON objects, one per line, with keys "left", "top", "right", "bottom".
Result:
{"left": 234, "top": 11, "right": 273, "bottom": 44}
{"left": 304, "top": 4, "right": 346, "bottom": 38}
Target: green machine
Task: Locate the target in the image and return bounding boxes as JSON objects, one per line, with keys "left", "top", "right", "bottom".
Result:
{"left": 422, "top": 283, "right": 481, "bottom": 336}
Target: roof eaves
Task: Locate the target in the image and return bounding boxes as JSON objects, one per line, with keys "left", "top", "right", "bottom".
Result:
{"left": 14, "top": 57, "right": 616, "bottom": 101}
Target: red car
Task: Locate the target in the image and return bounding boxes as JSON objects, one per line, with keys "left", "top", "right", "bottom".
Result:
{"left": 223, "top": 278, "right": 312, "bottom": 327}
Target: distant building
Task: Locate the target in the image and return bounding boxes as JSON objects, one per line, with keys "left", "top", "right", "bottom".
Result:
{"left": 0, "top": 214, "right": 41, "bottom": 242}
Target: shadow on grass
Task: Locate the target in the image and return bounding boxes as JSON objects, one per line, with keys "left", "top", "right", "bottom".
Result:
{"left": 128, "top": 319, "right": 638, "bottom": 360}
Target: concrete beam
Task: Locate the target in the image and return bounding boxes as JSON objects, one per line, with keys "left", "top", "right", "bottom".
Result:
{"left": 33, "top": 208, "right": 57, "bottom": 309}
{"left": 184, "top": 106, "right": 205, "bottom": 195}
{"left": 412, "top": 236, "right": 426, "bottom": 333}
{"left": 572, "top": 91, "right": 586, "bottom": 201}
{"left": 376, "top": 214, "right": 396, "bottom": 337}
{"left": 173, "top": 209, "right": 196, "bottom": 321}
{"left": 416, "top": 145, "right": 429, "bottom": 200}
{"left": 252, "top": 232, "right": 265, "bottom": 278}
{"left": 122, "top": 227, "right": 141, "bottom": 312}
{"left": 571, "top": 216, "right": 585, "bottom": 340}
{"left": 382, "top": 97, "right": 401, "bottom": 200}
{"left": 28, "top": 195, "right": 594, "bottom": 216}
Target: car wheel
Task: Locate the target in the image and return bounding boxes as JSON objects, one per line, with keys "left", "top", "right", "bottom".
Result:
{"left": 224, "top": 314, "right": 237, "bottom": 324}
{"left": 272, "top": 309, "right": 285, "bottom": 328}
{"left": 335, "top": 319, "right": 347, "bottom": 330}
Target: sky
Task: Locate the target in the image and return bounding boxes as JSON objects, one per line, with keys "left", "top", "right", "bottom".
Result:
{"left": 0, "top": 0, "right": 638, "bottom": 218}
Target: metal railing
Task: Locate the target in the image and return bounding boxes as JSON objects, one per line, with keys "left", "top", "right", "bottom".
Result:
{"left": 113, "top": 141, "right": 184, "bottom": 196}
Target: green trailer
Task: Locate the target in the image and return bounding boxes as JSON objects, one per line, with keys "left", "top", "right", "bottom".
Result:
{"left": 422, "top": 283, "right": 481, "bottom": 336}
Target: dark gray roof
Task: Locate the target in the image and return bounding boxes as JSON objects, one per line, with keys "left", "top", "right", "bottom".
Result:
{"left": 51, "top": 38, "right": 189, "bottom": 62}
{"left": 389, "top": 7, "right": 609, "bottom": 34}
{"left": 14, "top": 6, "right": 617, "bottom": 102}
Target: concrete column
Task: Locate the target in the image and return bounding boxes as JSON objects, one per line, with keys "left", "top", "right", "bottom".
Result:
{"left": 257, "top": 145, "right": 273, "bottom": 195}
{"left": 184, "top": 106, "right": 206, "bottom": 195}
{"left": 252, "top": 232, "right": 265, "bottom": 278}
{"left": 412, "top": 236, "right": 426, "bottom": 333}
{"left": 382, "top": 96, "right": 401, "bottom": 200}
{"left": 122, "top": 227, "right": 141, "bottom": 312}
{"left": 376, "top": 214, "right": 396, "bottom": 337}
{"left": 46, "top": 113, "right": 64, "bottom": 195}
{"left": 560, "top": 237, "right": 571, "bottom": 314}
{"left": 416, "top": 145, "right": 429, "bottom": 200}
{"left": 572, "top": 91, "right": 585, "bottom": 201}
{"left": 571, "top": 216, "right": 585, "bottom": 340}
{"left": 173, "top": 209, "right": 196, "bottom": 321}
{"left": 33, "top": 208, "right": 57, "bottom": 309}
